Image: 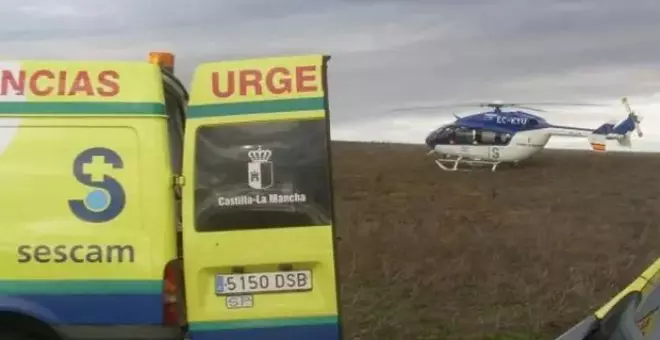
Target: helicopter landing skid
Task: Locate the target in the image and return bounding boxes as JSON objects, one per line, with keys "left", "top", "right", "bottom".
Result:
{"left": 433, "top": 155, "right": 501, "bottom": 172}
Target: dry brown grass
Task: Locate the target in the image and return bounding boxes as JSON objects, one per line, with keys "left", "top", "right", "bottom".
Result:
{"left": 330, "top": 141, "right": 660, "bottom": 340}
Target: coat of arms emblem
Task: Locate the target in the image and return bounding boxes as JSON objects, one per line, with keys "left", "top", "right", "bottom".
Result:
{"left": 247, "top": 146, "right": 274, "bottom": 190}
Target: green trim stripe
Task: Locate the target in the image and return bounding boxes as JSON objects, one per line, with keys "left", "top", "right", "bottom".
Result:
{"left": 189, "top": 315, "right": 338, "bottom": 331}
{"left": 0, "top": 102, "right": 166, "bottom": 116}
{"left": 187, "top": 97, "right": 326, "bottom": 118}
{"left": 0, "top": 280, "right": 162, "bottom": 295}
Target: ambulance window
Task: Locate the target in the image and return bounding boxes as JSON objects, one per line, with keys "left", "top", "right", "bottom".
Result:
{"left": 193, "top": 119, "right": 333, "bottom": 232}
{"left": 165, "top": 90, "right": 184, "bottom": 173}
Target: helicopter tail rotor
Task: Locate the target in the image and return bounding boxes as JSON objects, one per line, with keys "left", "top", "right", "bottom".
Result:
{"left": 596, "top": 96, "right": 644, "bottom": 149}
{"left": 620, "top": 96, "right": 643, "bottom": 138}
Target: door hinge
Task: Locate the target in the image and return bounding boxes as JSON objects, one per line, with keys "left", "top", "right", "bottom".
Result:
{"left": 174, "top": 175, "right": 186, "bottom": 188}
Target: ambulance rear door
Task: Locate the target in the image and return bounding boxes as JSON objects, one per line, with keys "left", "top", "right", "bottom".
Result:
{"left": 180, "top": 54, "right": 343, "bottom": 340}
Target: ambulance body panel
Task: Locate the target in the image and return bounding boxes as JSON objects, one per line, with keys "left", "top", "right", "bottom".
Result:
{"left": 0, "top": 53, "right": 343, "bottom": 340}
{"left": 0, "top": 60, "right": 185, "bottom": 340}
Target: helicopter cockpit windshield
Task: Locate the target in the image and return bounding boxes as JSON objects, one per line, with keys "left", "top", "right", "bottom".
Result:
{"left": 425, "top": 125, "right": 451, "bottom": 146}
{"left": 425, "top": 125, "right": 513, "bottom": 148}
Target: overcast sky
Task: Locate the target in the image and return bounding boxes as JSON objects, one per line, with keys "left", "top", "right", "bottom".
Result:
{"left": 3, "top": 0, "right": 660, "bottom": 151}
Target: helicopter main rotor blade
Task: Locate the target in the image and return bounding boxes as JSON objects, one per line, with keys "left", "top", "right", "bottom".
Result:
{"left": 504, "top": 102, "right": 611, "bottom": 107}
{"left": 390, "top": 101, "right": 611, "bottom": 113}
{"left": 506, "top": 104, "right": 547, "bottom": 112}
{"left": 390, "top": 103, "right": 482, "bottom": 112}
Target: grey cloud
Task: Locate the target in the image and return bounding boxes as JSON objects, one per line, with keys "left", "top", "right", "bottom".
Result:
{"left": 1, "top": 0, "right": 659, "bottom": 147}
{"left": 324, "top": 0, "right": 660, "bottom": 122}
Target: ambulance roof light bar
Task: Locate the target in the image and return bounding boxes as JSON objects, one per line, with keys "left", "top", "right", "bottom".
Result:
{"left": 148, "top": 51, "right": 175, "bottom": 73}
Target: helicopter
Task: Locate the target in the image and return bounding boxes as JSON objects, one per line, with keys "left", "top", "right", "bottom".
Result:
{"left": 399, "top": 97, "right": 644, "bottom": 172}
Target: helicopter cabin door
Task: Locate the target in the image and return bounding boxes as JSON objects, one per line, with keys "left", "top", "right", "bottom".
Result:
{"left": 180, "top": 55, "right": 342, "bottom": 340}
{"left": 453, "top": 127, "right": 492, "bottom": 159}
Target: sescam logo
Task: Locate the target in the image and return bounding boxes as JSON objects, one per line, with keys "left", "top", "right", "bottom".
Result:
{"left": 217, "top": 145, "right": 307, "bottom": 207}
{"left": 68, "top": 147, "right": 126, "bottom": 223}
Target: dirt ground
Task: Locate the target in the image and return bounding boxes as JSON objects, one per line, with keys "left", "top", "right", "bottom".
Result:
{"left": 330, "top": 141, "right": 660, "bottom": 340}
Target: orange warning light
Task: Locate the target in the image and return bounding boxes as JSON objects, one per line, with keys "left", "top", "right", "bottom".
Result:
{"left": 148, "top": 52, "right": 175, "bottom": 72}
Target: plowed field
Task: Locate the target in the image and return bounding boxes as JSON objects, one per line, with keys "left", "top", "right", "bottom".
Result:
{"left": 331, "top": 141, "right": 660, "bottom": 340}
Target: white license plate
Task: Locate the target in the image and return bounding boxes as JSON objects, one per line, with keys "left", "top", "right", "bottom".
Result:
{"left": 215, "top": 270, "right": 312, "bottom": 295}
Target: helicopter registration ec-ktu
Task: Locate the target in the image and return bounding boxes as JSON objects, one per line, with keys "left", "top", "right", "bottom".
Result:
{"left": 396, "top": 97, "right": 644, "bottom": 172}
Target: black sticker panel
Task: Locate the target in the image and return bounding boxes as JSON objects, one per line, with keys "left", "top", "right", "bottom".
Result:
{"left": 194, "top": 118, "right": 333, "bottom": 232}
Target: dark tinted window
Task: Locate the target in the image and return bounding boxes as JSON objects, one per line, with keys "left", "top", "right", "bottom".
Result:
{"left": 427, "top": 125, "right": 455, "bottom": 145}
{"left": 477, "top": 129, "right": 512, "bottom": 146}
{"left": 454, "top": 127, "right": 474, "bottom": 144}
{"left": 194, "top": 119, "right": 333, "bottom": 232}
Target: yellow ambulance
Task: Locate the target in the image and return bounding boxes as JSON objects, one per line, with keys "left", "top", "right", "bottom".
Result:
{"left": 0, "top": 52, "right": 342, "bottom": 340}
{"left": 554, "top": 258, "right": 660, "bottom": 339}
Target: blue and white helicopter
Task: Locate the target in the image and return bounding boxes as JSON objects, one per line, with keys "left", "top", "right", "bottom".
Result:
{"left": 404, "top": 97, "right": 643, "bottom": 172}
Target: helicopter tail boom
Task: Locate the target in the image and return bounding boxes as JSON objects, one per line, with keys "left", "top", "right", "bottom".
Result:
{"left": 612, "top": 114, "right": 643, "bottom": 140}
{"left": 585, "top": 97, "right": 644, "bottom": 151}
{"left": 587, "top": 120, "right": 616, "bottom": 152}
{"left": 593, "top": 120, "right": 616, "bottom": 135}
{"left": 590, "top": 102, "right": 643, "bottom": 150}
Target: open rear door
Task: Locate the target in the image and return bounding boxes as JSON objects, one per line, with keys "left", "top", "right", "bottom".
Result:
{"left": 181, "top": 55, "right": 342, "bottom": 340}
{"left": 553, "top": 258, "right": 660, "bottom": 339}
